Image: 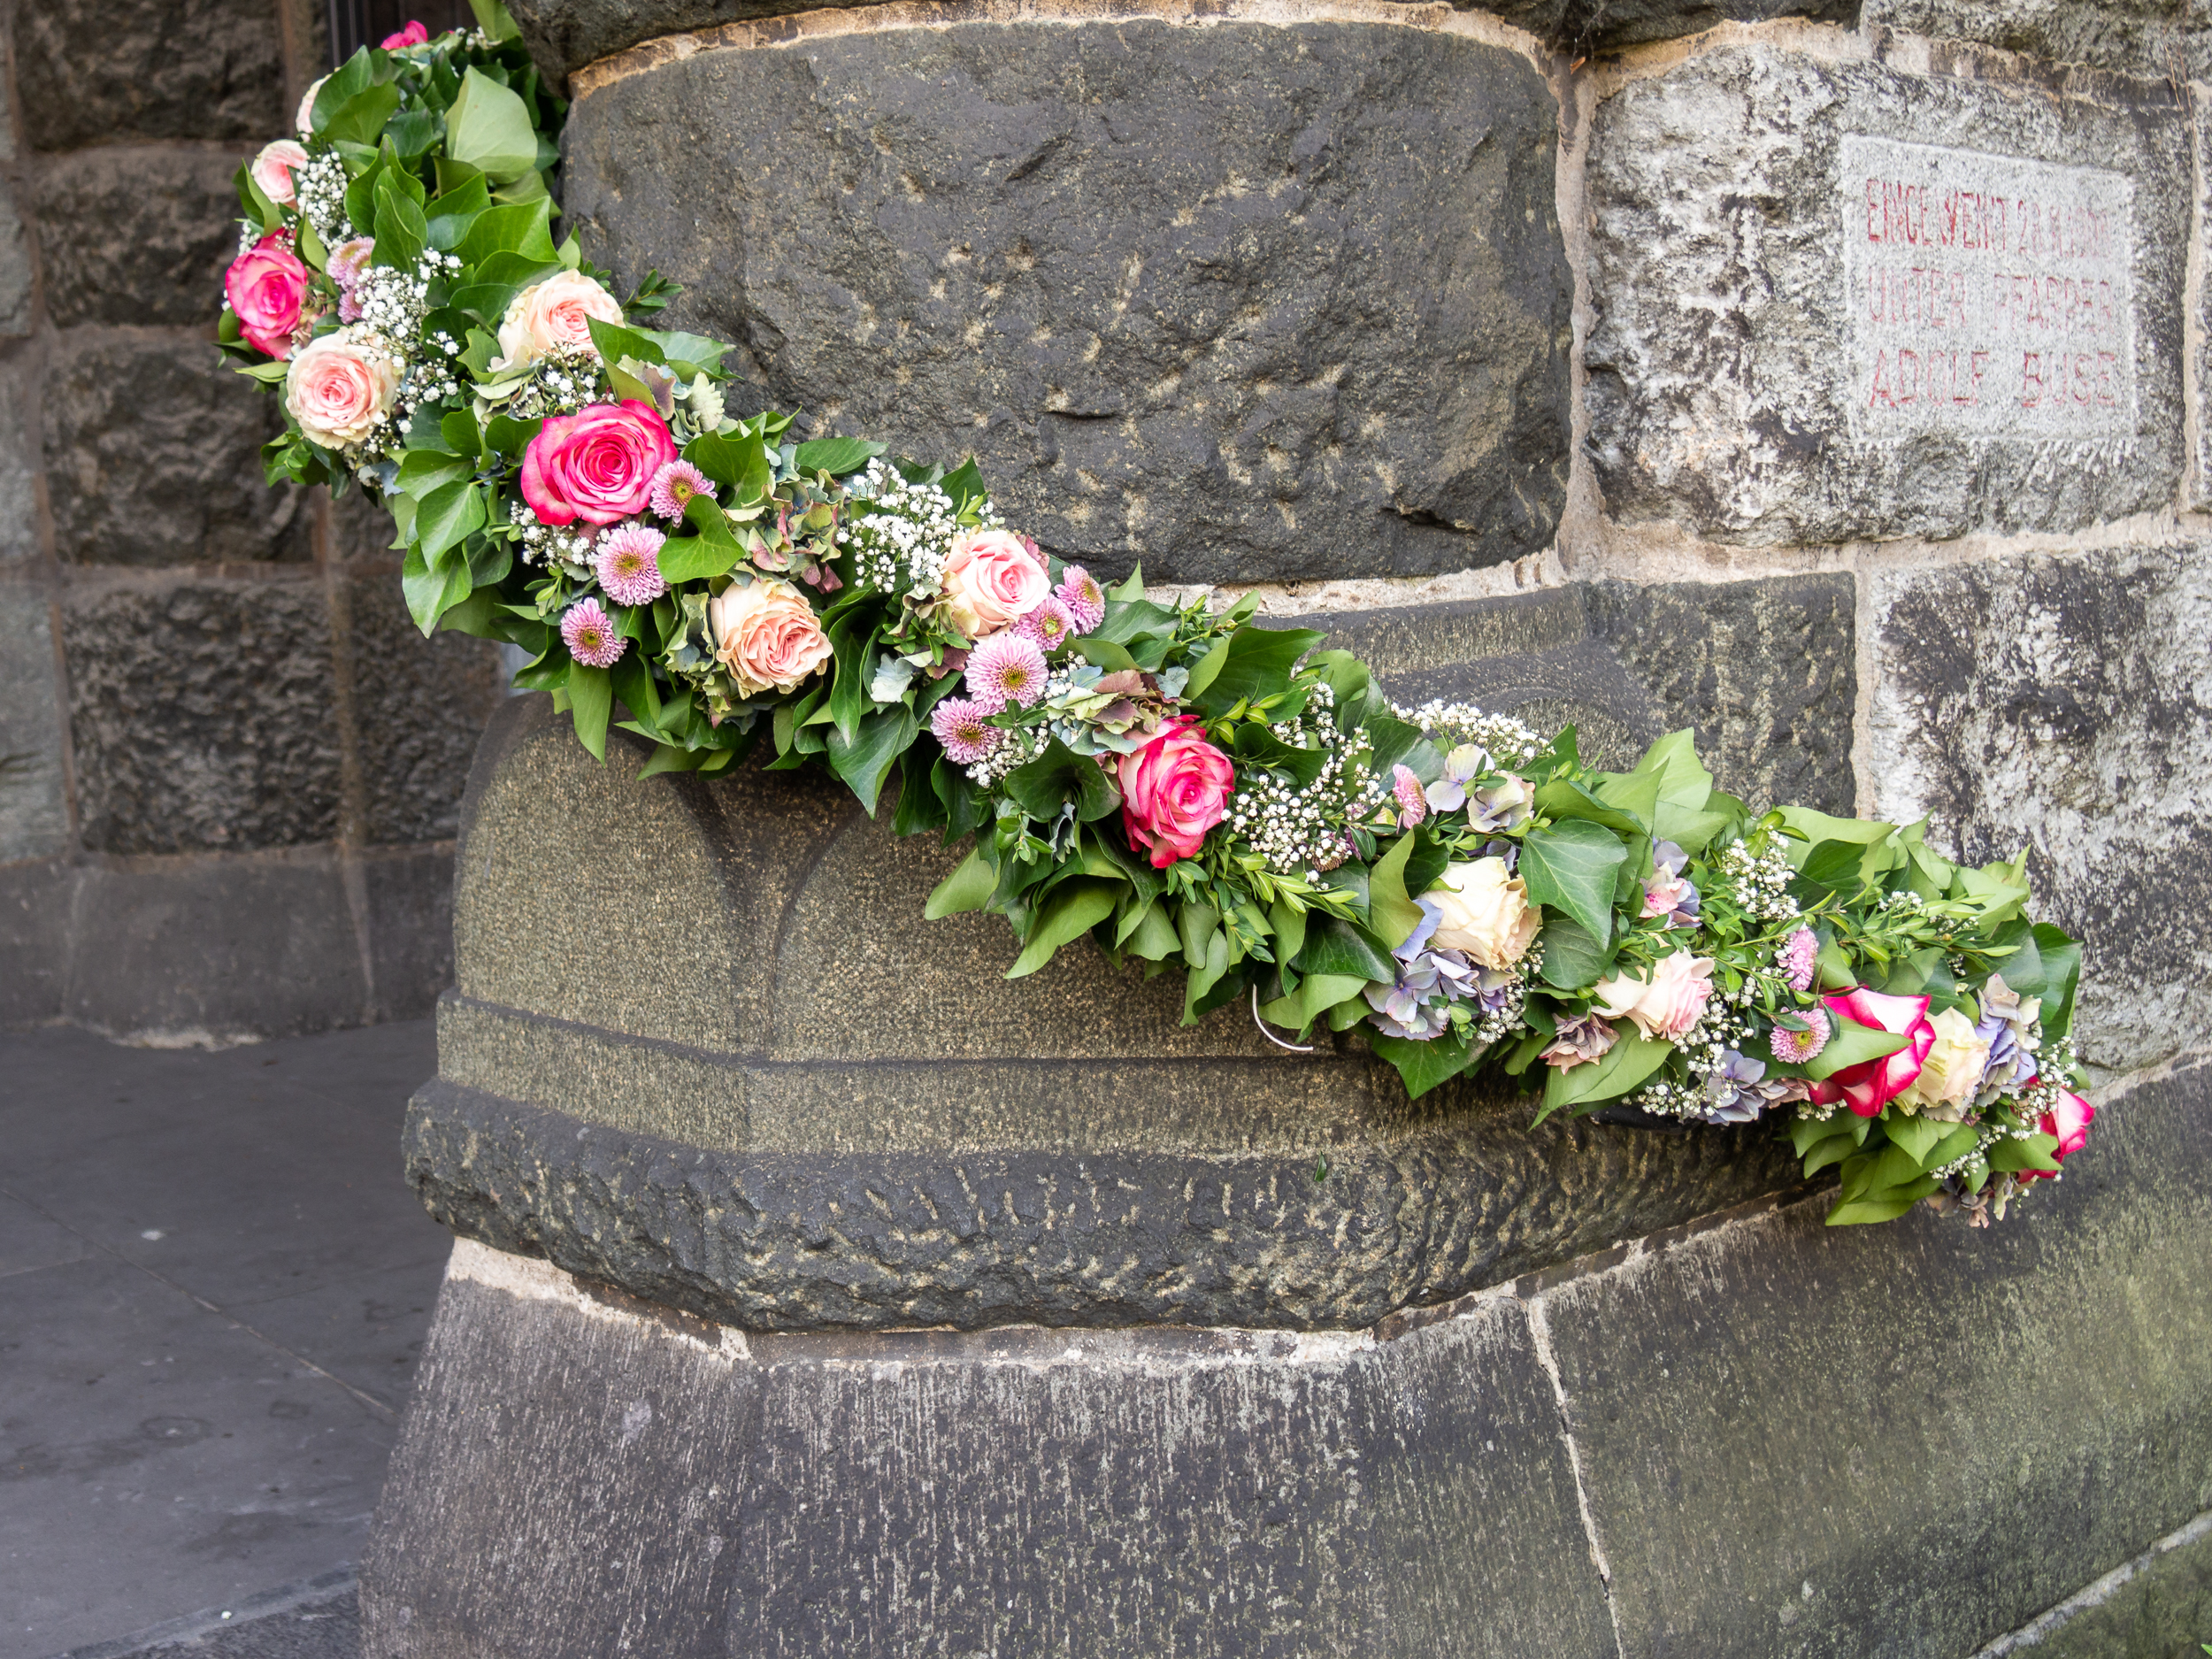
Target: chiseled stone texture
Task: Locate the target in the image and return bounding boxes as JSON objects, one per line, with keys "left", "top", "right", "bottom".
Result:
{"left": 61, "top": 573, "right": 342, "bottom": 855}
{"left": 565, "top": 18, "right": 1571, "bottom": 583}
{"left": 1539, "top": 1058, "right": 2212, "bottom": 1658}
{"left": 1311, "top": 572, "right": 1856, "bottom": 813}
{"left": 44, "top": 331, "right": 310, "bottom": 566}
{"left": 2000, "top": 1517, "right": 2212, "bottom": 1657}
{"left": 12, "top": 0, "right": 286, "bottom": 150}
{"left": 33, "top": 145, "right": 249, "bottom": 328}
{"left": 1586, "top": 47, "right": 2188, "bottom": 544}
{"left": 362, "top": 1240, "right": 1616, "bottom": 1659}
{"left": 366, "top": 848, "right": 462, "bottom": 1023}
{"left": 0, "top": 353, "right": 42, "bottom": 558}
{"left": 342, "top": 571, "right": 505, "bottom": 847}
{"left": 1869, "top": 540, "right": 2212, "bottom": 1076}
{"left": 0, "top": 594, "right": 72, "bottom": 864}
{"left": 1865, "top": 0, "right": 2212, "bottom": 79}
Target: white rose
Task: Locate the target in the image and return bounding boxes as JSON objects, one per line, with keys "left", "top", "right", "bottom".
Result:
{"left": 489, "top": 271, "right": 626, "bottom": 373}
{"left": 1424, "top": 857, "right": 1540, "bottom": 970}
{"left": 284, "top": 329, "right": 400, "bottom": 449}
{"left": 1894, "top": 1005, "right": 1992, "bottom": 1121}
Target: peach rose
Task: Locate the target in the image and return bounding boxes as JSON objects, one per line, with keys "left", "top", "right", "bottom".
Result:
{"left": 489, "top": 271, "right": 626, "bottom": 373}
{"left": 941, "top": 528, "right": 1048, "bottom": 640}
{"left": 283, "top": 328, "right": 398, "bottom": 449}
{"left": 1893, "top": 1005, "right": 1993, "bottom": 1121}
{"left": 709, "top": 579, "right": 833, "bottom": 698}
{"left": 251, "top": 139, "right": 309, "bottom": 208}
{"left": 1594, "top": 951, "right": 1715, "bottom": 1041}
{"left": 1425, "top": 858, "right": 1540, "bottom": 970}
{"left": 296, "top": 76, "right": 326, "bottom": 136}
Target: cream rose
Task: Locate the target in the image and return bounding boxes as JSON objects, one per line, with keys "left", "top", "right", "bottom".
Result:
{"left": 709, "top": 579, "right": 833, "bottom": 698}
{"left": 940, "top": 528, "right": 1049, "bottom": 640}
{"left": 489, "top": 271, "right": 626, "bottom": 373}
{"left": 283, "top": 329, "right": 399, "bottom": 449}
{"left": 251, "top": 139, "right": 309, "bottom": 208}
{"left": 1594, "top": 951, "right": 1715, "bottom": 1041}
{"left": 1893, "top": 1005, "right": 1993, "bottom": 1121}
{"left": 1424, "top": 857, "right": 1540, "bottom": 970}
{"left": 296, "top": 76, "right": 326, "bottom": 137}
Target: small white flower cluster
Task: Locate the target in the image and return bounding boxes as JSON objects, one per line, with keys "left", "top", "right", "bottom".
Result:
{"left": 1625, "top": 1002, "right": 1757, "bottom": 1120}
{"left": 966, "top": 719, "right": 1048, "bottom": 787}
{"left": 1716, "top": 839, "right": 1801, "bottom": 924}
{"left": 294, "top": 150, "right": 352, "bottom": 244}
{"left": 511, "top": 501, "right": 597, "bottom": 569}
{"left": 1876, "top": 889, "right": 1929, "bottom": 914}
{"left": 1393, "top": 701, "right": 1545, "bottom": 767}
{"left": 1467, "top": 970, "right": 1532, "bottom": 1049}
{"left": 504, "top": 341, "right": 605, "bottom": 420}
{"left": 838, "top": 462, "right": 963, "bottom": 599}
{"left": 1223, "top": 684, "right": 1391, "bottom": 878}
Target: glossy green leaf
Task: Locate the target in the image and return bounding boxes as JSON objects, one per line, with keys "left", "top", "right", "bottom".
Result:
{"left": 1367, "top": 833, "right": 1425, "bottom": 949}
{"left": 446, "top": 68, "right": 539, "bottom": 182}
{"left": 1371, "top": 1031, "right": 1479, "bottom": 1100}
{"left": 1534, "top": 915, "right": 1614, "bottom": 990}
{"left": 1008, "top": 878, "right": 1119, "bottom": 979}
{"left": 793, "top": 435, "right": 887, "bottom": 476}
{"left": 1536, "top": 1031, "right": 1671, "bottom": 1120}
{"left": 1517, "top": 819, "right": 1630, "bottom": 942}
{"left": 567, "top": 662, "right": 612, "bottom": 760}
{"left": 413, "top": 480, "right": 486, "bottom": 561}
{"left": 925, "top": 845, "right": 995, "bottom": 918}
{"left": 825, "top": 704, "right": 915, "bottom": 817}
{"left": 1002, "top": 738, "right": 1121, "bottom": 825}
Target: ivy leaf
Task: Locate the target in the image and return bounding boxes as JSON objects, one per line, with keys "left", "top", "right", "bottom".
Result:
{"left": 372, "top": 175, "right": 428, "bottom": 273}
{"left": 1535, "top": 915, "right": 1615, "bottom": 990}
{"left": 1518, "top": 819, "right": 1630, "bottom": 941}
{"left": 1292, "top": 914, "right": 1396, "bottom": 983}
{"left": 793, "top": 435, "right": 887, "bottom": 477}
{"left": 413, "top": 480, "right": 486, "bottom": 561}
{"left": 1367, "top": 833, "right": 1425, "bottom": 949}
{"left": 457, "top": 198, "right": 556, "bottom": 267}
{"left": 1535, "top": 1031, "right": 1671, "bottom": 1123}
{"left": 1371, "top": 1031, "right": 1478, "bottom": 1101}
{"left": 1184, "top": 624, "right": 1325, "bottom": 714}
{"left": 400, "top": 541, "right": 472, "bottom": 635}
{"left": 1002, "top": 738, "right": 1121, "bottom": 824}
{"left": 1008, "top": 878, "right": 1120, "bottom": 979}
{"left": 825, "top": 704, "right": 916, "bottom": 816}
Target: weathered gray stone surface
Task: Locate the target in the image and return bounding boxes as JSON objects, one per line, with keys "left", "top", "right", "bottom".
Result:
{"left": 365, "top": 1058, "right": 2212, "bottom": 1656}
{"left": 343, "top": 569, "right": 505, "bottom": 846}
{"left": 33, "top": 144, "right": 248, "bottom": 328}
{"left": 363, "top": 1240, "right": 1616, "bottom": 1659}
{"left": 2001, "top": 1517, "right": 2212, "bottom": 1656}
{"left": 511, "top": 0, "right": 1858, "bottom": 86}
{"left": 0, "top": 586, "right": 71, "bottom": 865}
{"left": 1869, "top": 539, "right": 2212, "bottom": 1076}
{"left": 61, "top": 574, "right": 342, "bottom": 855}
{"left": 12, "top": 0, "right": 286, "bottom": 150}
{"left": 1586, "top": 47, "right": 2188, "bottom": 543}
{"left": 44, "top": 330, "right": 310, "bottom": 566}
{"left": 1538, "top": 1058, "right": 2212, "bottom": 1658}
{"left": 1867, "top": 0, "right": 2212, "bottom": 79}
{"left": 366, "top": 847, "right": 462, "bottom": 1023}
{"left": 1311, "top": 572, "right": 1856, "bottom": 814}
{"left": 0, "top": 856, "right": 71, "bottom": 1024}
{"left": 417, "top": 692, "right": 1806, "bottom": 1331}
{"left": 565, "top": 18, "right": 1571, "bottom": 583}
{"left": 0, "top": 353, "right": 42, "bottom": 558}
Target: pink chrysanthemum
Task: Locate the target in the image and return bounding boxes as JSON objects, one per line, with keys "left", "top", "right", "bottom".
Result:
{"left": 1770, "top": 1010, "right": 1830, "bottom": 1065}
{"left": 595, "top": 524, "right": 668, "bottom": 607}
{"left": 930, "top": 697, "right": 1002, "bottom": 764}
{"left": 964, "top": 632, "right": 1048, "bottom": 711}
{"left": 1056, "top": 565, "right": 1105, "bottom": 633}
{"left": 1777, "top": 926, "right": 1819, "bottom": 992}
{"left": 1392, "top": 764, "right": 1428, "bottom": 829}
{"left": 648, "top": 459, "right": 713, "bottom": 522}
{"left": 1015, "top": 596, "right": 1079, "bottom": 654}
{"left": 560, "top": 598, "right": 627, "bottom": 668}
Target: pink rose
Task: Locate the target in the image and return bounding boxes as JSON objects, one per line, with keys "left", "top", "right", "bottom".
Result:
{"left": 941, "top": 527, "right": 1049, "bottom": 639}
{"left": 250, "top": 139, "right": 309, "bottom": 208}
{"left": 708, "top": 579, "right": 833, "bottom": 697}
{"left": 1806, "top": 987, "right": 1936, "bottom": 1118}
{"left": 225, "top": 234, "right": 310, "bottom": 359}
{"left": 2024, "top": 1092, "right": 2096, "bottom": 1180}
{"left": 488, "top": 271, "right": 625, "bottom": 373}
{"left": 381, "top": 19, "right": 429, "bottom": 47}
{"left": 283, "top": 327, "right": 399, "bottom": 449}
{"left": 1118, "top": 717, "right": 1234, "bottom": 869}
{"left": 1594, "top": 951, "right": 1715, "bottom": 1041}
{"left": 519, "top": 400, "right": 678, "bottom": 527}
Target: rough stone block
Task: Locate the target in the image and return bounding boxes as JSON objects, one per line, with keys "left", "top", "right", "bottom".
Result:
{"left": 1308, "top": 572, "right": 1856, "bottom": 814}
{"left": 565, "top": 17, "right": 1571, "bottom": 583}
{"left": 1535, "top": 1058, "right": 2212, "bottom": 1657}
{"left": 0, "top": 350, "right": 42, "bottom": 559}
{"left": 44, "top": 329, "right": 310, "bottom": 566}
{"left": 0, "top": 856, "right": 72, "bottom": 1024}
{"left": 362, "top": 1240, "right": 1615, "bottom": 1658}
{"left": 2000, "top": 1516, "right": 2212, "bottom": 1656}
{"left": 342, "top": 570, "right": 505, "bottom": 846}
{"left": 1586, "top": 47, "right": 2188, "bottom": 543}
{"left": 0, "top": 175, "right": 32, "bottom": 340}
{"left": 365, "top": 845, "right": 459, "bottom": 1023}
{"left": 1869, "top": 539, "right": 2212, "bottom": 1076}
{"left": 61, "top": 572, "right": 342, "bottom": 855}
{"left": 1865, "top": 0, "right": 2212, "bottom": 80}
{"left": 0, "top": 587, "right": 73, "bottom": 864}
{"left": 57, "top": 849, "right": 369, "bottom": 1042}
{"left": 13, "top": 0, "right": 286, "bottom": 150}
{"left": 33, "top": 145, "right": 249, "bottom": 328}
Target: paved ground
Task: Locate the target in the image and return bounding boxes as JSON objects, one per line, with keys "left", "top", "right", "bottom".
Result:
{"left": 1, "top": 1021, "right": 448, "bottom": 1658}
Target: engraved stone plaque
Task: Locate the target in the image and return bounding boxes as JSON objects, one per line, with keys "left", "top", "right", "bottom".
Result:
{"left": 1841, "top": 134, "right": 2136, "bottom": 441}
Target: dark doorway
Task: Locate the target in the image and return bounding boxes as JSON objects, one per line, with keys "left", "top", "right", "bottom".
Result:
{"left": 328, "top": 0, "right": 480, "bottom": 63}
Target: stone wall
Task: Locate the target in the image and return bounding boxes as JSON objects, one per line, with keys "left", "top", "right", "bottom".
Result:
{"left": 0, "top": 0, "right": 504, "bottom": 1042}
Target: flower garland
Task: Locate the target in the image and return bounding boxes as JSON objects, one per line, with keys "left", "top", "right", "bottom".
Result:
{"left": 220, "top": 10, "right": 2095, "bottom": 1229}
